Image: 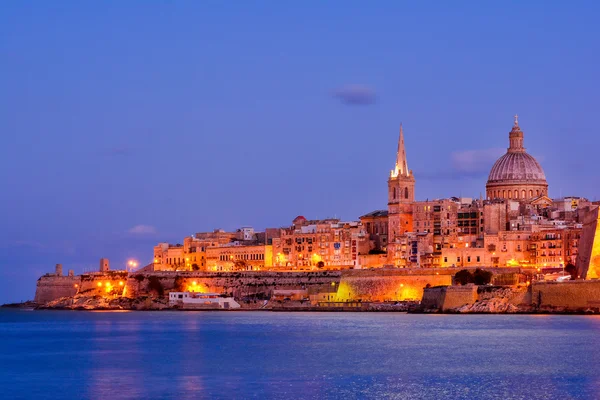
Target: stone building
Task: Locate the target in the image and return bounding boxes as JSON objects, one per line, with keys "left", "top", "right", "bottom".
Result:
{"left": 359, "top": 210, "right": 389, "bottom": 252}
{"left": 205, "top": 243, "right": 273, "bottom": 271}
{"left": 271, "top": 216, "right": 368, "bottom": 270}
{"left": 486, "top": 116, "right": 549, "bottom": 201}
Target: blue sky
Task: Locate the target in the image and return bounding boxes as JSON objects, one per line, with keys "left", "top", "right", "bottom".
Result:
{"left": 1, "top": 1, "right": 599, "bottom": 303}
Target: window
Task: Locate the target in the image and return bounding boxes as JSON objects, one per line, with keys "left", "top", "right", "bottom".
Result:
{"left": 444, "top": 257, "right": 448, "bottom": 263}
{"left": 404, "top": 187, "right": 409, "bottom": 199}
{"left": 457, "top": 257, "right": 461, "bottom": 262}
{"left": 476, "top": 256, "right": 480, "bottom": 262}
{"left": 467, "top": 256, "right": 471, "bottom": 262}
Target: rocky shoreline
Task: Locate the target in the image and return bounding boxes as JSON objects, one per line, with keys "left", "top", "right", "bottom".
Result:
{"left": 3, "top": 294, "right": 600, "bottom": 314}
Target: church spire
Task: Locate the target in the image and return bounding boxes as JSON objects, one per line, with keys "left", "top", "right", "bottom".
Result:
{"left": 391, "top": 124, "right": 410, "bottom": 178}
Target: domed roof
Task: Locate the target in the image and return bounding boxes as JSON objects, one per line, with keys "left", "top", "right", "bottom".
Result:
{"left": 487, "top": 152, "right": 546, "bottom": 183}
{"left": 487, "top": 116, "right": 547, "bottom": 185}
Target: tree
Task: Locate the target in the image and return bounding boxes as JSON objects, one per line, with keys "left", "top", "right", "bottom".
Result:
{"left": 316, "top": 261, "right": 325, "bottom": 269}
{"left": 473, "top": 268, "right": 493, "bottom": 285}
{"left": 565, "top": 263, "right": 578, "bottom": 280}
{"left": 192, "top": 263, "right": 200, "bottom": 271}
{"left": 454, "top": 269, "right": 474, "bottom": 285}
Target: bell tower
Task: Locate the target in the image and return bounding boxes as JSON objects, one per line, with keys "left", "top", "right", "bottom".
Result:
{"left": 388, "top": 124, "right": 415, "bottom": 239}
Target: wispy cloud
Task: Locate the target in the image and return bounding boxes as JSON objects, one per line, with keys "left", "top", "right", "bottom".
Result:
{"left": 418, "top": 148, "right": 505, "bottom": 181}
{"left": 128, "top": 225, "right": 157, "bottom": 235}
{"left": 332, "top": 84, "right": 376, "bottom": 105}
{"left": 451, "top": 148, "right": 505, "bottom": 175}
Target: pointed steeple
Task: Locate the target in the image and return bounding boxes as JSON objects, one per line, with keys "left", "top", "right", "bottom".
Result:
{"left": 391, "top": 124, "right": 410, "bottom": 178}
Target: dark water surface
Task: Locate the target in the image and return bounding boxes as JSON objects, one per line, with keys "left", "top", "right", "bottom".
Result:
{"left": 1, "top": 310, "right": 599, "bottom": 399}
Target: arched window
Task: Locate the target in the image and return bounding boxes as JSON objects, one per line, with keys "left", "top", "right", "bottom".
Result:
{"left": 508, "top": 191, "right": 512, "bottom": 199}
{"left": 522, "top": 190, "right": 526, "bottom": 199}
{"left": 536, "top": 190, "right": 540, "bottom": 196}
{"left": 529, "top": 190, "right": 533, "bottom": 198}
{"left": 502, "top": 190, "right": 506, "bottom": 198}
{"left": 393, "top": 187, "right": 396, "bottom": 199}
{"left": 514, "top": 190, "right": 518, "bottom": 199}
{"left": 404, "top": 187, "right": 409, "bottom": 199}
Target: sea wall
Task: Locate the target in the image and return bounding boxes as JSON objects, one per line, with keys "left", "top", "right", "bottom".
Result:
{"left": 532, "top": 280, "right": 600, "bottom": 309}
{"left": 34, "top": 267, "right": 540, "bottom": 305}
{"left": 421, "top": 286, "right": 478, "bottom": 311}
{"left": 34, "top": 275, "right": 80, "bottom": 304}
{"left": 335, "top": 270, "right": 452, "bottom": 302}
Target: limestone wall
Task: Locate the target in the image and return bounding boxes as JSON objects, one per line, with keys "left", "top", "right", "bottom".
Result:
{"left": 336, "top": 272, "right": 451, "bottom": 302}
{"left": 421, "top": 286, "right": 478, "bottom": 311}
{"left": 34, "top": 275, "right": 80, "bottom": 304}
{"left": 532, "top": 280, "right": 600, "bottom": 309}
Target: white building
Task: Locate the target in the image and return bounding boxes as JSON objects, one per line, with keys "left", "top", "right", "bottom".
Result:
{"left": 169, "top": 292, "right": 241, "bottom": 309}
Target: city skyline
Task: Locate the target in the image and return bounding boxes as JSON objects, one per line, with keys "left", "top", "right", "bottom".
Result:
{"left": 2, "top": 2, "right": 600, "bottom": 303}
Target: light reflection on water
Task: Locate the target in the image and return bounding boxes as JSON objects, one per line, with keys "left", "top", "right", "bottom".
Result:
{"left": 1, "top": 310, "right": 599, "bottom": 399}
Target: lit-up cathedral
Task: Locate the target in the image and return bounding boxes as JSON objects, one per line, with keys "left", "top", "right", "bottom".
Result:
{"left": 361, "top": 116, "right": 594, "bottom": 269}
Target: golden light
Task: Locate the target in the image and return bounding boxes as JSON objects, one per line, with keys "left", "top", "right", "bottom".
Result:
{"left": 331, "top": 282, "right": 336, "bottom": 286}
{"left": 526, "top": 281, "right": 531, "bottom": 286}
{"left": 97, "top": 282, "right": 102, "bottom": 287}
{"left": 154, "top": 259, "right": 158, "bottom": 263}
{"left": 192, "top": 281, "right": 197, "bottom": 286}
{"left": 185, "top": 258, "right": 189, "bottom": 261}
{"left": 119, "top": 281, "right": 124, "bottom": 286}
{"left": 400, "top": 283, "right": 404, "bottom": 287}
{"left": 105, "top": 282, "right": 110, "bottom": 287}
{"left": 74, "top": 284, "right": 78, "bottom": 288}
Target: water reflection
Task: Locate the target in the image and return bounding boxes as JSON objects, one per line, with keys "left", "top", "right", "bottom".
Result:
{"left": 1, "top": 310, "right": 600, "bottom": 399}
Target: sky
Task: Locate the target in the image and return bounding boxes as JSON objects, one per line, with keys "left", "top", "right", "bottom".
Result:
{"left": 1, "top": 1, "right": 599, "bottom": 303}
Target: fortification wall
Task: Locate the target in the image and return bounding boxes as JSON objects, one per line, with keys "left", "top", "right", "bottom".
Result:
{"left": 336, "top": 272, "right": 452, "bottom": 302}
{"left": 34, "top": 275, "right": 80, "bottom": 304}
{"left": 34, "top": 267, "right": 538, "bottom": 305}
{"left": 532, "top": 280, "right": 600, "bottom": 309}
{"left": 420, "top": 286, "right": 478, "bottom": 311}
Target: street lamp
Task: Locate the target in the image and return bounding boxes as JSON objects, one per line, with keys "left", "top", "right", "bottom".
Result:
{"left": 127, "top": 260, "right": 138, "bottom": 272}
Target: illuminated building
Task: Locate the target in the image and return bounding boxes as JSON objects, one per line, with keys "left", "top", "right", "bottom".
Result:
{"left": 486, "top": 115, "right": 549, "bottom": 201}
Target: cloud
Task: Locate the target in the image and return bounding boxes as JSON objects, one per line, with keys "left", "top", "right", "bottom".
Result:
{"left": 332, "top": 84, "right": 376, "bottom": 105}
{"left": 128, "top": 225, "right": 157, "bottom": 235}
{"left": 417, "top": 148, "right": 505, "bottom": 181}
{"left": 451, "top": 148, "right": 505, "bottom": 175}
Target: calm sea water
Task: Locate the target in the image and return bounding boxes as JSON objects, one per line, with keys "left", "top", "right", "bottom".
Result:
{"left": 1, "top": 310, "right": 599, "bottom": 400}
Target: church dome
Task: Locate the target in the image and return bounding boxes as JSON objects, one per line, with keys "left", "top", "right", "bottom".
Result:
{"left": 487, "top": 152, "right": 546, "bottom": 183}
{"left": 486, "top": 116, "right": 548, "bottom": 201}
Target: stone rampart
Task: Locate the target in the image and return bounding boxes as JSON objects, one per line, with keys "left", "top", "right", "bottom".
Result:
{"left": 421, "top": 286, "right": 478, "bottom": 311}
{"left": 532, "top": 280, "right": 600, "bottom": 309}
{"left": 34, "top": 275, "right": 80, "bottom": 304}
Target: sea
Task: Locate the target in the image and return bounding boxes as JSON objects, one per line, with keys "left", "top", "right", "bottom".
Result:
{"left": 0, "top": 310, "right": 599, "bottom": 400}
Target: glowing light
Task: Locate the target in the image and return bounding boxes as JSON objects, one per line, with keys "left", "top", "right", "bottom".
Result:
{"left": 192, "top": 281, "right": 197, "bottom": 285}
{"left": 119, "top": 281, "right": 124, "bottom": 286}
{"left": 400, "top": 284, "right": 404, "bottom": 287}
{"left": 331, "top": 282, "right": 336, "bottom": 286}
{"left": 97, "top": 282, "right": 102, "bottom": 287}
{"left": 154, "top": 259, "right": 158, "bottom": 263}
{"left": 105, "top": 282, "right": 110, "bottom": 287}
{"left": 74, "top": 284, "right": 78, "bottom": 288}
